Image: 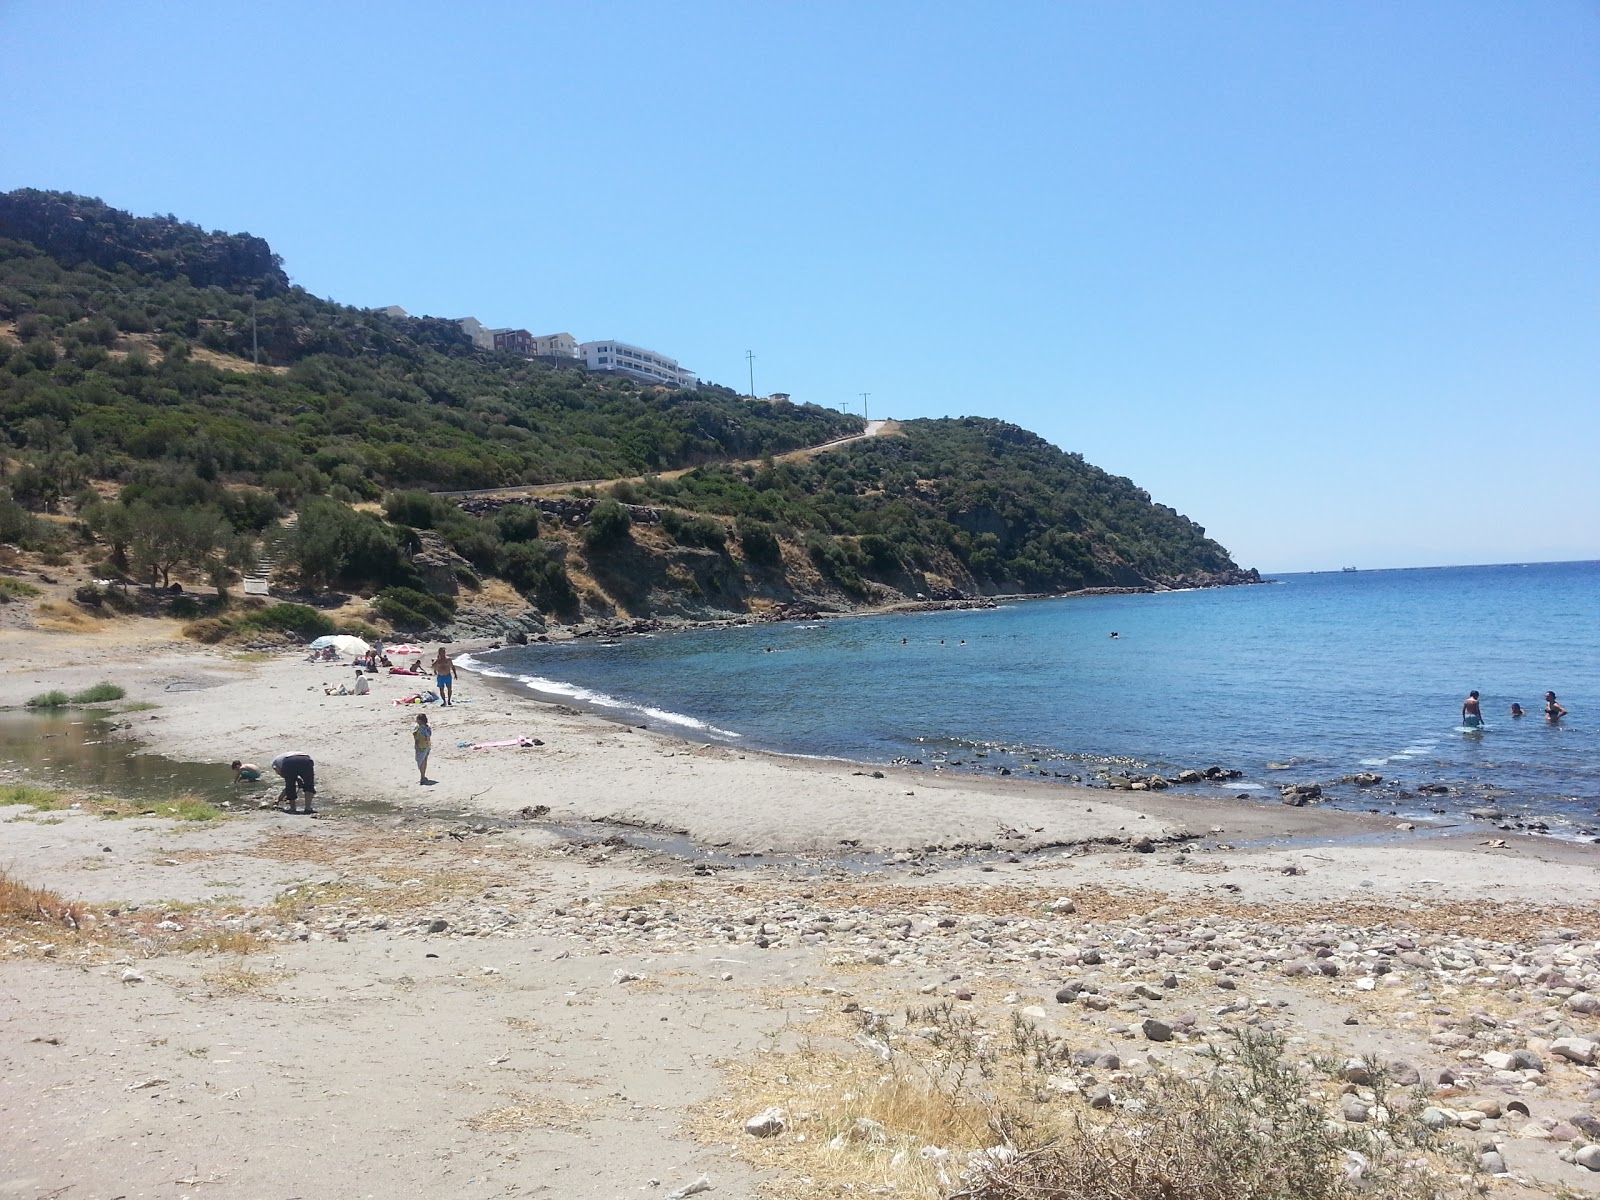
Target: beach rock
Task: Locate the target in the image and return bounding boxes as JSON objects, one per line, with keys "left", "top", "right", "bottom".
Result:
{"left": 1341, "top": 1095, "right": 1371, "bottom": 1123}
{"left": 1552, "top": 1038, "right": 1599, "bottom": 1065}
{"left": 1575, "top": 1144, "right": 1600, "bottom": 1172}
{"left": 427, "top": 918, "right": 450, "bottom": 933}
{"left": 1342, "top": 1059, "right": 1373, "bottom": 1086}
{"left": 1088, "top": 1086, "right": 1114, "bottom": 1110}
{"left": 1389, "top": 1061, "right": 1422, "bottom": 1087}
{"left": 1421, "top": 1107, "right": 1454, "bottom": 1131}
{"left": 1281, "top": 783, "right": 1322, "bottom": 801}
{"left": 1140, "top": 1018, "right": 1172, "bottom": 1042}
{"left": 1568, "top": 993, "right": 1600, "bottom": 1015}
{"left": 1509, "top": 1049, "right": 1545, "bottom": 1073}
{"left": 1347, "top": 772, "right": 1383, "bottom": 787}
{"left": 1131, "top": 837, "right": 1155, "bottom": 853}
{"left": 119, "top": 968, "right": 145, "bottom": 984}
{"left": 745, "top": 1107, "right": 788, "bottom": 1138}
{"left": 1281, "top": 793, "right": 1309, "bottom": 807}
{"left": 1479, "top": 1151, "right": 1506, "bottom": 1175}
{"left": 1054, "top": 986, "right": 1078, "bottom": 1004}
{"left": 1176, "top": 770, "right": 1204, "bottom": 784}
{"left": 1048, "top": 897, "right": 1077, "bottom": 914}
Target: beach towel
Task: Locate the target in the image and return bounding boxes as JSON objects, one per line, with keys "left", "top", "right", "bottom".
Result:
{"left": 460, "top": 737, "right": 545, "bottom": 750}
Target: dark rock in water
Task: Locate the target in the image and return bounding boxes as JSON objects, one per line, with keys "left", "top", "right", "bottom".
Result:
{"left": 1281, "top": 782, "right": 1322, "bottom": 799}
{"left": 1282, "top": 793, "right": 1309, "bottom": 807}
{"left": 1176, "top": 769, "right": 1204, "bottom": 784}
{"left": 1343, "top": 772, "right": 1383, "bottom": 787}
{"left": 1467, "top": 808, "right": 1504, "bottom": 820}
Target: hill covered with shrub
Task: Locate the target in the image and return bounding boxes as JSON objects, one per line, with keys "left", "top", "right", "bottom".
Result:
{"left": 0, "top": 188, "right": 1252, "bottom": 636}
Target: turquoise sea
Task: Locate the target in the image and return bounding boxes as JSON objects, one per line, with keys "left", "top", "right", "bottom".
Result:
{"left": 465, "top": 561, "right": 1599, "bottom": 836}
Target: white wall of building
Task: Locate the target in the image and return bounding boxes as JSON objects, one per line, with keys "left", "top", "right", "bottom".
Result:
{"left": 579, "top": 340, "right": 697, "bottom": 388}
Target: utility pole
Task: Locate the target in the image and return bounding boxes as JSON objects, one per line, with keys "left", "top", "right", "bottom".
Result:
{"left": 861, "top": 392, "right": 870, "bottom": 420}
{"left": 745, "top": 350, "right": 756, "bottom": 399}
{"left": 251, "top": 295, "right": 259, "bottom": 367}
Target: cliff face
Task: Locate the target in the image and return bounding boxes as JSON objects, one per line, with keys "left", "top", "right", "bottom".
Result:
{"left": 0, "top": 189, "right": 287, "bottom": 292}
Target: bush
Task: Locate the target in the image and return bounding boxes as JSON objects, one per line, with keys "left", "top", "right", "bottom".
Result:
{"left": 661, "top": 509, "right": 727, "bottom": 549}
{"left": 584, "top": 498, "right": 632, "bottom": 549}
{"left": 26, "top": 690, "right": 71, "bottom": 709}
{"left": 0, "top": 576, "right": 42, "bottom": 603}
{"left": 501, "top": 541, "right": 577, "bottom": 616}
{"left": 494, "top": 505, "right": 541, "bottom": 543}
{"left": 736, "top": 516, "right": 783, "bottom": 565}
{"left": 236, "top": 603, "right": 335, "bottom": 638}
{"left": 183, "top": 617, "right": 232, "bottom": 643}
{"left": 69, "top": 682, "right": 125, "bottom": 704}
{"left": 373, "top": 586, "right": 454, "bottom": 630}
{"left": 383, "top": 490, "right": 449, "bottom": 529}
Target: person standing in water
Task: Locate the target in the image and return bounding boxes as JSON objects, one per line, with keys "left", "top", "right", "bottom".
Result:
{"left": 1545, "top": 692, "right": 1568, "bottom": 722}
{"left": 1461, "top": 690, "right": 1484, "bottom": 728}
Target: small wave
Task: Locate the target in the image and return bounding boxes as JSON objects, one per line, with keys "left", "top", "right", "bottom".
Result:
{"left": 458, "top": 657, "right": 742, "bottom": 739}
{"left": 1358, "top": 757, "right": 1391, "bottom": 767}
{"left": 1231, "top": 782, "right": 1266, "bottom": 791}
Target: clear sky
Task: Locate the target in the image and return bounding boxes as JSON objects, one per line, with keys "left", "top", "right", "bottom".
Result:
{"left": 2, "top": 1, "right": 1595, "bottom": 572}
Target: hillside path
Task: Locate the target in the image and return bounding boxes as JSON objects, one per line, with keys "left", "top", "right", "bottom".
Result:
{"left": 433, "top": 419, "right": 896, "bottom": 501}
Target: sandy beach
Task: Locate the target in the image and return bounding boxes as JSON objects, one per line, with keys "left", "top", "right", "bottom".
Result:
{"left": 6, "top": 628, "right": 1600, "bottom": 1197}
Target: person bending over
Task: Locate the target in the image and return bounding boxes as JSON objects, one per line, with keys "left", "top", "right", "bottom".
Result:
{"left": 271, "top": 752, "right": 317, "bottom": 815}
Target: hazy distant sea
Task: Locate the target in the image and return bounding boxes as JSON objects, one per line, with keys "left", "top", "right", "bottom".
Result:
{"left": 465, "top": 561, "right": 1600, "bottom": 835}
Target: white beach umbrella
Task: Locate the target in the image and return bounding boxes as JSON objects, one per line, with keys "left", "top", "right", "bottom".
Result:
{"left": 308, "top": 634, "right": 371, "bottom": 656}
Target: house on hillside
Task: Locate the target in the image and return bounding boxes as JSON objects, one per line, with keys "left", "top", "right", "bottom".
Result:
{"left": 492, "top": 328, "right": 535, "bottom": 356}
{"left": 579, "top": 339, "right": 697, "bottom": 388}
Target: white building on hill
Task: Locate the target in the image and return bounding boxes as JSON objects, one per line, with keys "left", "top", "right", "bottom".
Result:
{"left": 579, "top": 340, "right": 697, "bottom": 388}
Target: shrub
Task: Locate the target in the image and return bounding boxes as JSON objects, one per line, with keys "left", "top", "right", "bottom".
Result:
{"left": 26, "top": 690, "right": 71, "bottom": 709}
{"left": 494, "top": 505, "right": 541, "bottom": 543}
{"left": 584, "top": 498, "right": 632, "bottom": 549}
{"left": 373, "top": 586, "right": 454, "bottom": 630}
{"left": 383, "top": 490, "right": 448, "bottom": 529}
{"left": 0, "top": 576, "right": 42, "bottom": 603}
{"left": 237, "top": 603, "right": 335, "bottom": 638}
{"left": 661, "top": 509, "right": 727, "bottom": 549}
{"left": 69, "top": 682, "right": 125, "bottom": 704}
{"left": 736, "top": 516, "right": 783, "bottom": 565}
{"left": 183, "top": 617, "right": 232, "bottom": 643}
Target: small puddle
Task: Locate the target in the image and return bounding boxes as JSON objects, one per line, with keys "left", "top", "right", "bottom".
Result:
{"left": 0, "top": 710, "right": 238, "bottom": 804}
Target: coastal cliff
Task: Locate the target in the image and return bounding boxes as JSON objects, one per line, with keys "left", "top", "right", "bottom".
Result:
{"left": 0, "top": 189, "right": 1254, "bottom": 637}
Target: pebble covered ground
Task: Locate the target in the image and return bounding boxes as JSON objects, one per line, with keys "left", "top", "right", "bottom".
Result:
{"left": 11, "top": 812, "right": 1600, "bottom": 1196}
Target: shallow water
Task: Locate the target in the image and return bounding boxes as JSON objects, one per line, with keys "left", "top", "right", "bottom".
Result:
{"left": 0, "top": 710, "right": 238, "bottom": 804}
{"left": 468, "top": 561, "right": 1600, "bottom": 832}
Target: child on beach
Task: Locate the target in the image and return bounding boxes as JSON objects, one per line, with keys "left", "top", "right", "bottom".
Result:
{"left": 414, "top": 713, "right": 434, "bottom": 784}
{"left": 230, "top": 760, "right": 261, "bottom": 782}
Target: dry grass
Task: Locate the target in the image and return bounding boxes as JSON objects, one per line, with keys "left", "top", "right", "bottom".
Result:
{"left": 0, "top": 867, "right": 90, "bottom": 932}
{"left": 34, "top": 599, "right": 103, "bottom": 632}
{"left": 200, "top": 958, "right": 280, "bottom": 995}
{"left": 466, "top": 1091, "right": 598, "bottom": 1132}
{"left": 693, "top": 999, "right": 1477, "bottom": 1200}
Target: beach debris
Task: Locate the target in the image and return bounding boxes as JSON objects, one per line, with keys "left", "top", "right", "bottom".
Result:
{"left": 744, "top": 1107, "right": 788, "bottom": 1137}
{"left": 666, "top": 1176, "right": 713, "bottom": 1198}
{"left": 518, "top": 804, "right": 551, "bottom": 819}
{"left": 125, "top": 1077, "right": 167, "bottom": 1090}
{"left": 120, "top": 968, "right": 145, "bottom": 984}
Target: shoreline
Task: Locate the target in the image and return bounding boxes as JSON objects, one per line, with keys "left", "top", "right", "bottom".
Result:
{"left": 1, "top": 628, "right": 1596, "bottom": 881}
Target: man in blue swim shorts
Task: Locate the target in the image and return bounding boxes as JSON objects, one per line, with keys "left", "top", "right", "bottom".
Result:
{"left": 1461, "top": 690, "right": 1483, "bottom": 728}
{"left": 432, "top": 645, "right": 455, "bottom": 707}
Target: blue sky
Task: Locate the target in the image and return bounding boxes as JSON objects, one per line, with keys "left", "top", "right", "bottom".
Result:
{"left": 2, "top": 1, "right": 1595, "bottom": 572}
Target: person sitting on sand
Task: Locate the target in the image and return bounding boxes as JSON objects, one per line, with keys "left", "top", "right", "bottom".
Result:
{"left": 1546, "top": 691, "right": 1568, "bottom": 722}
{"left": 230, "top": 760, "right": 261, "bottom": 783}
{"left": 353, "top": 671, "right": 370, "bottom": 696}
{"left": 1510, "top": 703, "right": 1525, "bottom": 718}
{"left": 1461, "top": 690, "right": 1483, "bottom": 728}
{"left": 432, "top": 646, "right": 455, "bottom": 707}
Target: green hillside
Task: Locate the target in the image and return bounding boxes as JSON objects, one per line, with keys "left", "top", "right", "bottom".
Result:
{"left": 0, "top": 188, "right": 1252, "bottom": 635}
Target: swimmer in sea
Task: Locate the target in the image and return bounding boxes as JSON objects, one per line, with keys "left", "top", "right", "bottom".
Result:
{"left": 1545, "top": 691, "right": 1568, "bottom": 722}
{"left": 1510, "top": 703, "right": 1525, "bottom": 718}
{"left": 1461, "top": 690, "right": 1483, "bottom": 728}
{"left": 1109, "top": 632, "right": 1119, "bottom": 639}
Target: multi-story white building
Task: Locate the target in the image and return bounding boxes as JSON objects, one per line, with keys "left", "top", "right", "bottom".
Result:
{"left": 579, "top": 340, "right": 697, "bottom": 388}
{"left": 528, "top": 332, "right": 579, "bottom": 359}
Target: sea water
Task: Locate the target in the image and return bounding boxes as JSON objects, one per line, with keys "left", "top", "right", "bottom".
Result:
{"left": 466, "top": 561, "right": 1599, "bottom": 833}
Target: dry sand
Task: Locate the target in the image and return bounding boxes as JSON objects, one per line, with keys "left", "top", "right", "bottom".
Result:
{"left": 5, "top": 629, "right": 1600, "bottom": 1197}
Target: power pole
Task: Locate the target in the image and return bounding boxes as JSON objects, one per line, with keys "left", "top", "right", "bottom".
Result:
{"left": 861, "top": 392, "right": 870, "bottom": 420}
{"left": 745, "top": 350, "right": 756, "bottom": 398}
{"left": 251, "top": 295, "right": 259, "bottom": 366}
